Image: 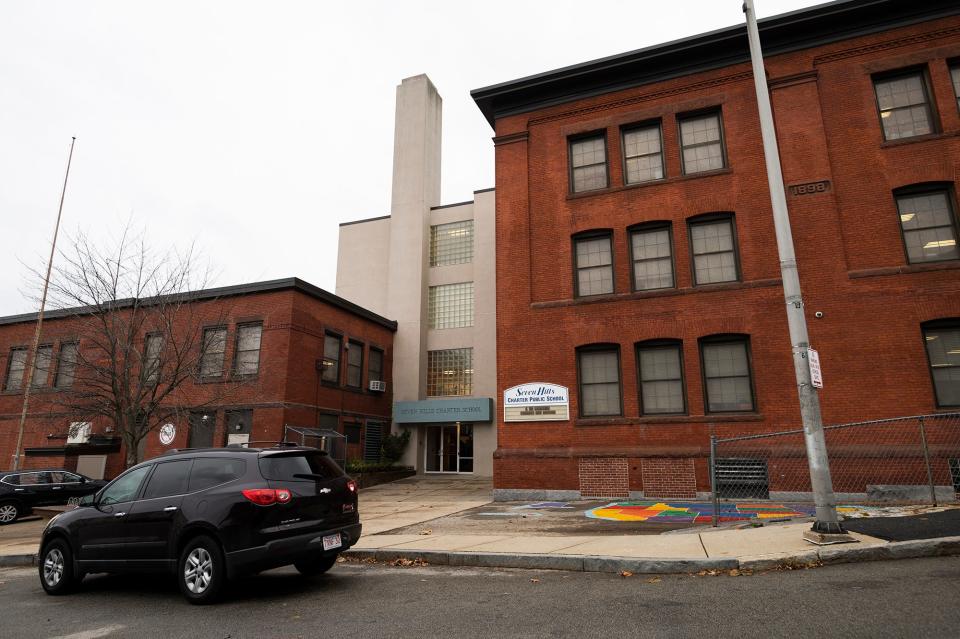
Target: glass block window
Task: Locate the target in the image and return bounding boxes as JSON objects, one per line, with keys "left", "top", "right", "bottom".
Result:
{"left": 690, "top": 217, "right": 738, "bottom": 284}
{"left": 569, "top": 134, "right": 608, "bottom": 193}
{"left": 923, "top": 323, "right": 960, "bottom": 407}
{"left": 427, "top": 348, "right": 473, "bottom": 397}
{"left": 54, "top": 342, "right": 78, "bottom": 388}
{"left": 679, "top": 112, "right": 725, "bottom": 174}
{"left": 631, "top": 226, "right": 674, "bottom": 291}
{"left": 577, "top": 347, "right": 622, "bottom": 417}
{"left": 321, "top": 333, "right": 342, "bottom": 384}
{"left": 31, "top": 345, "right": 53, "bottom": 388}
{"left": 701, "top": 338, "right": 754, "bottom": 412}
{"left": 368, "top": 348, "right": 384, "bottom": 383}
{"left": 637, "top": 343, "right": 685, "bottom": 415}
{"left": 622, "top": 124, "right": 664, "bottom": 184}
{"left": 574, "top": 234, "right": 614, "bottom": 297}
{"left": 896, "top": 189, "right": 959, "bottom": 264}
{"left": 143, "top": 334, "right": 164, "bottom": 384}
{"left": 874, "top": 71, "right": 935, "bottom": 141}
{"left": 4, "top": 347, "right": 27, "bottom": 391}
{"left": 199, "top": 327, "right": 227, "bottom": 378}
{"left": 429, "top": 282, "right": 474, "bottom": 329}
{"left": 346, "top": 340, "right": 363, "bottom": 389}
{"left": 430, "top": 220, "right": 474, "bottom": 267}
{"left": 233, "top": 323, "right": 262, "bottom": 376}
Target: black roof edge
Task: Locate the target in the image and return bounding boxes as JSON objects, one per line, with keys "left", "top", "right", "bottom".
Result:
{"left": 0, "top": 277, "right": 398, "bottom": 332}
{"left": 470, "top": 0, "right": 960, "bottom": 127}
{"left": 473, "top": 187, "right": 495, "bottom": 194}
{"left": 339, "top": 214, "right": 391, "bottom": 227}
{"left": 431, "top": 199, "right": 474, "bottom": 211}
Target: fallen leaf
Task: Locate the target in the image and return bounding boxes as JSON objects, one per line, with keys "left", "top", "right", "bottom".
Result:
{"left": 530, "top": 578, "right": 540, "bottom": 584}
{"left": 419, "top": 529, "right": 432, "bottom": 536}
{"left": 646, "top": 577, "right": 661, "bottom": 584}
{"left": 619, "top": 570, "right": 633, "bottom": 578}
{"left": 729, "top": 569, "right": 741, "bottom": 577}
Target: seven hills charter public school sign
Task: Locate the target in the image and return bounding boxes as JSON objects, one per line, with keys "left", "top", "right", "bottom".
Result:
{"left": 503, "top": 383, "right": 569, "bottom": 422}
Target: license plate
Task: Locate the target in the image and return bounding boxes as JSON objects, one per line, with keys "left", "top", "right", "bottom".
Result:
{"left": 322, "top": 533, "right": 342, "bottom": 551}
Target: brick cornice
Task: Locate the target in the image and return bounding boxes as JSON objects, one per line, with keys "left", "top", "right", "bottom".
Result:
{"left": 813, "top": 24, "right": 960, "bottom": 65}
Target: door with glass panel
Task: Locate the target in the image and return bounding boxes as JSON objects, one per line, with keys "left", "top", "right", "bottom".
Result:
{"left": 425, "top": 423, "right": 473, "bottom": 473}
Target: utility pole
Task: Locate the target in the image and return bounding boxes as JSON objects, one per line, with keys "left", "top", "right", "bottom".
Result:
{"left": 742, "top": 2, "right": 850, "bottom": 541}
{"left": 11, "top": 137, "right": 76, "bottom": 471}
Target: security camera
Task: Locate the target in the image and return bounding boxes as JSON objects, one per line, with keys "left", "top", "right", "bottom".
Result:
{"left": 814, "top": 311, "right": 824, "bottom": 319}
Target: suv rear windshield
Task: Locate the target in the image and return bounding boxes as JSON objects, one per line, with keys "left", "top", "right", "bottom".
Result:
{"left": 258, "top": 452, "right": 345, "bottom": 481}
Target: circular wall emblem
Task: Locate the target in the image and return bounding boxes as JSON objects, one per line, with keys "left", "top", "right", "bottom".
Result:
{"left": 159, "top": 423, "right": 176, "bottom": 446}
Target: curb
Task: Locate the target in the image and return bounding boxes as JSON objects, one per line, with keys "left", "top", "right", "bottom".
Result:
{"left": 0, "top": 553, "right": 37, "bottom": 568}
{"left": 343, "top": 534, "right": 960, "bottom": 574}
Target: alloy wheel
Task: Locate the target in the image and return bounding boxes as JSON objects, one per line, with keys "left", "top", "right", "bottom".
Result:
{"left": 43, "top": 548, "right": 64, "bottom": 587}
{"left": 0, "top": 504, "right": 17, "bottom": 524}
{"left": 183, "top": 547, "right": 213, "bottom": 594}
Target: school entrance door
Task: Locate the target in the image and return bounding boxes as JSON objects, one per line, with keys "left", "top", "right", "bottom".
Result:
{"left": 425, "top": 423, "right": 473, "bottom": 474}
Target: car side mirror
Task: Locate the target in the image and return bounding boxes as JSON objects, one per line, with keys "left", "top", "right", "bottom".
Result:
{"left": 78, "top": 493, "right": 95, "bottom": 507}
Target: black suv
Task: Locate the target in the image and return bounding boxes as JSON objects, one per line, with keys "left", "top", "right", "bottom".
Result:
{"left": 38, "top": 445, "right": 360, "bottom": 604}
{"left": 0, "top": 469, "right": 106, "bottom": 525}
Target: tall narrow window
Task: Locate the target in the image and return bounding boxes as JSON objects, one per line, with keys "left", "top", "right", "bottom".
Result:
{"left": 368, "top": 348, "right": 384, "bottom": 383}
{"left": 346, "top": 340, "right": 363, "bottom": 389}
{"left": 577, "top": 346, "right": 622, "bottom": 417}
{"left": 321, "top": 333, "right": 342, "bottom": 384}
{"left": 4, "top": 348, "right": 28, "bottom": 391}
{"left": 143, "top": 334, "right": 163, "bottom": 384}
{"left": 895, "top": 188, "right": 959, "bottom": 264}
{"left": 874, "top": 70, "right": 935, "bottom": 141}
{"left": 689, "top": 216, "right": 739, "bottom": 285}
{"left": 31, "top": 345, "right": 53, "bottom": 388}
{"left": 679, "top": 111, "right": 725, "bottom": 174}
{"left": 923, "top": 322, "right": 960, "bottom": 407}
{"left": 569, "top": 134, "right": 608, "bottom": 193}
{"left": 428, "top": 282, "right": 474, "bottom": 329}
{"left": 430, "top": 220, "right": 474, "bottom": 266}
{"left": 950, "top": 62, "right": 960, "bottom": 109}
{"left": 630, "top": 224, "right": 674, "bottom": 291}
{"left": 951, "top": 64, "right": 960, "bottom": 112}
{"left": 233, "top": 323, "right": 262, "bottom": 376}
{"left": 700, "top": 336, "right": 755, "bottom": 413}
{"left": 574, "top": 233, "right": 614, "bottom": 297}
{"left": 622, "top": 123, "right": 664, "bottom": 184}
{"left": 426, "top": 348, "right": 472, "bottom": 397}
{"left": 54, "top": 342, "right": 78, "bottom": 389}
{"left": 637, "top": 341, "right": 685, "bottom": 415}
{"left": 199, "top": 327, "right": 227, "bottom": 379}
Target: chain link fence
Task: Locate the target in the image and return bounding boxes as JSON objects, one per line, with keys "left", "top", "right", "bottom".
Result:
{"left": 708, "top": 413, "right": 960, "bottom": 526}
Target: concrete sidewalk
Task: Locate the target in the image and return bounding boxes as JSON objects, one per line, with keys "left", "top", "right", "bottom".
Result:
{"left": 4, "top": 477, "right": 959, "bottom": 574}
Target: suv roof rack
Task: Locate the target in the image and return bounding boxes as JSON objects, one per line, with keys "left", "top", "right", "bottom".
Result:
{"left": 225, "top": 440, "right": 301, "bottom": 449}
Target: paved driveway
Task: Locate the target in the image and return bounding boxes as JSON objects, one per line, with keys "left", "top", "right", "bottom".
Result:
{"left": 360, "top": 476, "right": 492, "bottom": 535}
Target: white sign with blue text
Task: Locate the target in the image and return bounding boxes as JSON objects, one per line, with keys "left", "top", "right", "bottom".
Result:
{"left": 503, "top": 383, "right": 569, "bottom": 422}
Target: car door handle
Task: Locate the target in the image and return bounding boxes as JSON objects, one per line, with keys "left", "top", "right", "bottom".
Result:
{"left": 114, "top": 512, "right": 126, "bottom": 518}
{"left": 319, "top": 488, "right": 332, "bottom": 494}
{"left": 163, "top": 506, "right": 178, "bottom": 512}
{"left": 52, "top": 486, "right": 62, "bottom": 490}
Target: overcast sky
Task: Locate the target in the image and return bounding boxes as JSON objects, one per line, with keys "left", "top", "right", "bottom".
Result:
{"left": 0, "top": 0, "right": 824, "bottom": 315}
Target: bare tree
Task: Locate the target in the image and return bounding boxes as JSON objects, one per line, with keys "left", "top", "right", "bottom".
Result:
{"left": 31, "top": 226, "right": 234, "bottom": 467}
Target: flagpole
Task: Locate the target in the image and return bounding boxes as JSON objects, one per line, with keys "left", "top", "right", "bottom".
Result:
{"left": 11, "top": 137, "right": 76, "bottom": 471}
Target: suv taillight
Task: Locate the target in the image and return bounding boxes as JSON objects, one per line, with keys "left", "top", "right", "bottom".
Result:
{"left": 347, "top": 480, "right": 357, "bottom": 493}
{"left": 242, "top": 488, "right": 292, "bottom": 506}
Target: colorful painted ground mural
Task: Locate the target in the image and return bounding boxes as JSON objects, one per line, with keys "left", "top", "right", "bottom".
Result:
{"left": 585, "top": 501, "right": 816, "bottom": 523}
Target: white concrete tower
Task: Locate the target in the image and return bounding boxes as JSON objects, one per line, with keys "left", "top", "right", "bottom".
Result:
{"left": 386, "top": 75, "right": 442, "bottom": 401}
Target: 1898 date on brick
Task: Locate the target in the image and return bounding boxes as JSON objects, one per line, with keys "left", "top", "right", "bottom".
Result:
{"left": 788, "top": 180, "right": 831, "bottom": 196}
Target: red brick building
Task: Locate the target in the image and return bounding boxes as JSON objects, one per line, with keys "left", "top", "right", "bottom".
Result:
{"left": 472, "top": 0, "right": 960, "bottom": 500}
{"left": 0, "top": 278, "right": 395, "bottom": 479}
